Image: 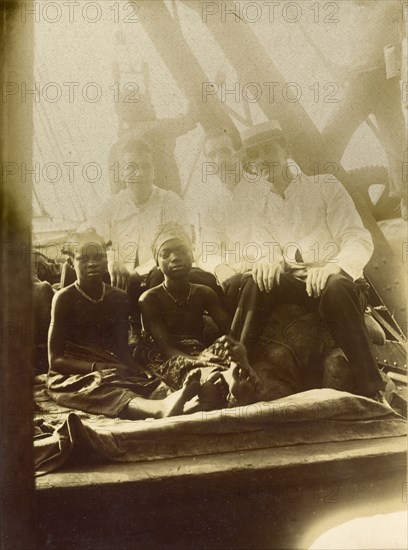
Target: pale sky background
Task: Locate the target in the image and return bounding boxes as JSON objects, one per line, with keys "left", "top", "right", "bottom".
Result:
{"left": 32, "top": 0, "right": 397, "bottom": 227}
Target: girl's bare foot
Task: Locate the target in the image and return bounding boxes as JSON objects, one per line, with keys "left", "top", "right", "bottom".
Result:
{"left": 228, "top": 364, "right": 258, "bottom": 406}
{"left": 122, "top": 370, "right": 202, "bottom": 420}
{"left": 216, "top": 336, "right": 262, "bottom": 406}
{"left": 198, "top": 369, "right": 229, "bottom": 411}
{"left": 161, "top": 368, "right": 201, "bottom": 417}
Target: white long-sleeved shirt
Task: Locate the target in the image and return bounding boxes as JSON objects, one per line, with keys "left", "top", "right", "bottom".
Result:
{"left": 192, "top": 175, "right": 264, "bottom": 274}
{"left": 88, "top": 186, "right": 188, "bottom": 273}
{"left": 251, "top": 171, "right": 374, "bottom": 281}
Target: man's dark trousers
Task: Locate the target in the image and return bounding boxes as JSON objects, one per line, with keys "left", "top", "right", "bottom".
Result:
{"left": 225, "top": 272, "right": 384, "bottom": 397}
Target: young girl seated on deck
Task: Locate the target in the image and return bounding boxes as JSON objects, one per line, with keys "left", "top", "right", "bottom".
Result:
{"left": 47, "top": 229, "right": 201, "bottom": 419}
{"left": 137, "top": 223, "right": 264, "bottom": 409}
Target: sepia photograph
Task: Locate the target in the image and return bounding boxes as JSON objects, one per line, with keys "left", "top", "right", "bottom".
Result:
{"left": 1, "top": 1, "right": 407, "bottom": 548}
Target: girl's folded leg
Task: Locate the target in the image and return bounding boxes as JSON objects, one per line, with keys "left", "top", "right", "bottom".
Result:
{"left": 120, "top": 369, "right": 201, "bottom": 419}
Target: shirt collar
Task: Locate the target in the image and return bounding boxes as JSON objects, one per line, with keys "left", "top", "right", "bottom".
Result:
{"left": 125, "top": 186, "right": 158, "bottom": 212}
{"left": 265, "top": 161, "right": 304, "bottom": 199}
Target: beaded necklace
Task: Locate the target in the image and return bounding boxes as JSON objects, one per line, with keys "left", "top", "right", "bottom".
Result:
{"left": 74, "top": 281, "right": 106, "bottom": 304}
{"left": 161, "top": 282, "right": 192, "bottom": 307}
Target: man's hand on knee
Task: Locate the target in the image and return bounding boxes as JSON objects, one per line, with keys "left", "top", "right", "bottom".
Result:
{"left": 306, "top": 264, "right": 341, "bottom": 297}
{"left": 109, "top": 262, "right": 130, "bottom": 290}
{"left": 252, "top": 261, "right": 283, "bottom": 292}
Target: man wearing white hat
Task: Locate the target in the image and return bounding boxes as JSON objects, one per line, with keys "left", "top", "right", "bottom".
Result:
{"left": 235, "top": 120, "right": 385, "bottom": 401}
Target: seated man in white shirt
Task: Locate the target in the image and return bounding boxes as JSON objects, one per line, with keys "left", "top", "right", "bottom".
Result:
{"left": 191, "top": 127, "right": 237, "bottom": 274}
{"left": 236, "top": 120, "right": 385, "bottom": 401}
{"left": 85, "top": 138, "right": 189, "bottom": 316}
{"left": 195, "top": 127, "right": 267, "bottom": 286}
{"left": 86, "top": 137, "right": 220, "bottom": 319}
{"left": 195, "top": 126, "right": 274, "bottom": 345}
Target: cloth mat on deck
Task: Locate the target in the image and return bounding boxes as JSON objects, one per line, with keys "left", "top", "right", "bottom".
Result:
{"left": 34, "top": 375, "right": 406, "bottom": 476}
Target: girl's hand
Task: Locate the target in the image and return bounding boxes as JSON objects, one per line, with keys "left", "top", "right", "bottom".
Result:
{"left": 217, "top": 335, "right": 249, "bottom": 367}
{"left": 93, "top": 362, "right": 133, "bottom": 378}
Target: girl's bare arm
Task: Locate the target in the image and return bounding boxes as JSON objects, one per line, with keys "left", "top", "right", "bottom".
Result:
{"left": 139, "top": 292, "right": 189, "bottom": 360}
{"left": 203, "top": 287, "right": 231, "bottom": 336}
{"left": 48, "top": 295, "right": 130, "bottom": 375}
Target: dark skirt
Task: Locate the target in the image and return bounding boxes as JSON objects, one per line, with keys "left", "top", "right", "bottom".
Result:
{"left": 47, "top": 342, "right": 161, "bottom": 417}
